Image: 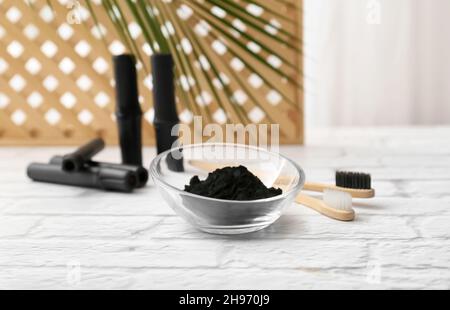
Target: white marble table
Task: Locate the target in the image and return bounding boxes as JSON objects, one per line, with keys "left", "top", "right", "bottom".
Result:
{"left": 0, "top": 127, "right": 449, "bottom": 290}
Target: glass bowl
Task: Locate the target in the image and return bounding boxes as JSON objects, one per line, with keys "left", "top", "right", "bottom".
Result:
{"left": 150, "top": 143, "right": 305, "bottom": 235}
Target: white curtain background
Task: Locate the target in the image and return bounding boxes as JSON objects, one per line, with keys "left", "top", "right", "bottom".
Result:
{"left": 303, "top": 0, "right": 450, "bottom": 127}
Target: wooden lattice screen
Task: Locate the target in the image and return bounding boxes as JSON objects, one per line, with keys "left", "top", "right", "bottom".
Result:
{"left": 0, "top": 0, "right": 303, "bottom": 145}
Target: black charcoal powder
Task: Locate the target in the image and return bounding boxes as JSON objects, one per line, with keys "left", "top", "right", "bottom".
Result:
{"left": 184, "top": 166, "right": 282, "bottom": 201}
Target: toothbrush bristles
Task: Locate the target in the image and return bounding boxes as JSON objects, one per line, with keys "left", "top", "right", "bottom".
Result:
{"left": 324, "top": 190, "right": 353, "bottom": 211}
{"left": 336, "top": 171, "right": 371, "bottom": 190}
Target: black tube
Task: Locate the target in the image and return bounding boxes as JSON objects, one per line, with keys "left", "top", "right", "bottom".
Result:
{"left": 114, "top": 54, "right": 143, "bottom": 166}
{"left": 50, "top": 156, "right": 148, "bottom": 188}
{"left": 27, "top": 163, "right": 137, "bottom": 193}
{"left": 152, "top": 53, "right": 184, "bottom": 172}
{"left": 62, "top": 138, "right": 105, "bottom": 172}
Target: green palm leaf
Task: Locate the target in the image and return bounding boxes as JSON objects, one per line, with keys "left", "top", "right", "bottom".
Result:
{"left": 48, "top": 0, "right": 302, "bottom": 130}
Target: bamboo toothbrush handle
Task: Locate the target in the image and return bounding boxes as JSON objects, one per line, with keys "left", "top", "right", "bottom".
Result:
{"left": 303, "top": 182, "right": 375, "bottom": 199}
{"left": 296, "top": 194, "right": 355, "bottom": 222}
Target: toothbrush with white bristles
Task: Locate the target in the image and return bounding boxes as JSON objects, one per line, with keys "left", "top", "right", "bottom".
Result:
{"left": 296, "top": 190, "right": 355, "bottom": 221}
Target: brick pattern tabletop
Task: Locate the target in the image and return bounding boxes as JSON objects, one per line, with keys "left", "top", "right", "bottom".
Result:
{"left": 1, "top": 127, "right": 449, "bottom": 289}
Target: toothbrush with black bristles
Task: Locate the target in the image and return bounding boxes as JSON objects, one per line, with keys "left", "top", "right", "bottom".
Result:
{"left": 302, "top": 171, "right": 375, "bottom": 198}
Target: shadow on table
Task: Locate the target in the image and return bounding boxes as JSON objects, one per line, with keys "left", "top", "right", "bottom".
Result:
{"left": 222, "top": 215, "right": 305, "bottom": 240}
{"left": 353, "top": 201, "right": 383, "bottom": 210}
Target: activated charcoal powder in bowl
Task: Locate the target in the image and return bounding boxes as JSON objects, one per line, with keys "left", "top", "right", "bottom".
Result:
{"left": 150, "top": 143, "right": 305, "bottom": 234}
{"left": 184, "top": 166, "right": 282, "bottom": 201}
{"left": 180, "top": 166, "right": 284, "bottom": 227}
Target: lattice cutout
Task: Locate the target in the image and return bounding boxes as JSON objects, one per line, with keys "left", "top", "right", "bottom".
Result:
{"left": 0, "top": 0, "right": 303, "bottom": 145}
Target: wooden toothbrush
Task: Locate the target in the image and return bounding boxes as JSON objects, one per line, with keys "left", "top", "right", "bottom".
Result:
{"left": 188, "top": 160, "right": 375, "bottom": 199}
{"left": 303, "top": 181, "right": 375, "bottom": 199}
{"left": 296, "top": 190, "right": 355, "bottom": 222}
